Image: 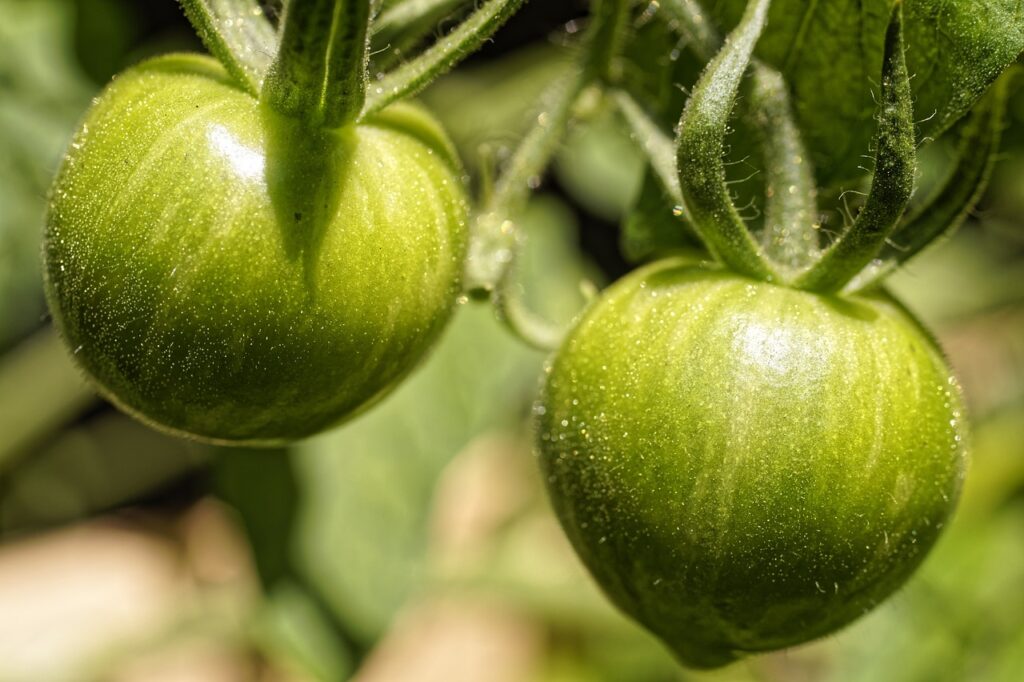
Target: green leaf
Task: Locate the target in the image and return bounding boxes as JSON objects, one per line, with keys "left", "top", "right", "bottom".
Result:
{"left": 0, "top": 410, "right": 206, "bottom": 535}
{"left": 705, "top": 0, "right": 1024, "bottom": 187}
{"left": 0, "top": 330, "right": 94, "bottom": 479}
{"left": 421, "top": 45, "right": 573, "bottom": 172}
{"left": 554, "top": 102, "right": 647, "bottom": 222}
{"left": 288, "top": 304, "right": 542, "bottom": 643}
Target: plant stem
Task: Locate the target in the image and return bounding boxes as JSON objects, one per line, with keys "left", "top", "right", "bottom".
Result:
{"left": 793, "top": 2, "right": 916, "bottom": 294}
{"left": 675, "top": 0, "right": 780, "bottom": 282}
{"left": 180, "top": 0, "right": 277, "bottom": 96}
{"left": 262, "top": 0, "right": 372, "bottom": 128}
{"left": 465, "top": 0, "right": 632, "bottom": 349}
{"left": 361, "top": 0, "right": 526, "bottom": 118}
{"left": 614, "top": 89, "right": 683, "bottom": 204}
{"left": 464, "top": 69, "right": 589, "bottom": 295}
{"left": 584, "top": 0, "right": 632, "bottom": 82}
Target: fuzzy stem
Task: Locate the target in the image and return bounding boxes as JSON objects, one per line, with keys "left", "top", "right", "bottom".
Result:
{"left": 614, "top": 90, "right": 683, "bottom": 204}
{"left": 584, "top": 0, "right": 632, "bottom": 82}
{"left": 262, "top": 0, "right": 372, "bottom": 128}
{"left": 361, "top": 0, "right": 527, "bottom": 118}
{"left": 675, "top": 0, "right": 780, "bottom": 282}
{"left": 793, "top": 2, "right": 916, "bottom": 294}
{"left": 464, "top": 70, "right": 588, "bottom": 295}
{"left": 180, "top": 0, "right": 277, "bottom": 95}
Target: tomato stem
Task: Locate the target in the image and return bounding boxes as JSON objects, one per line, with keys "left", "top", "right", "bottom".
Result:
{"left": 465, "top": 0, "right": 632, "bottom": 349}
{"left": 262, "top": 0, "right": 372, "bottom": 129}
{"left": 180, "top": 0, "right": 277, "bottom": 96}
{"left": 464, "top": 69, "right": 588, "bottom": 296}
{"left": 851, "top": 70, "right": 1013, "bottom": 292}
{"left": 675, "top": 0, "right": 781, "bottom": 283}
{"left": 360, "top": 0, "right": 527, "bottom": 118}
{"left": 793, "top": 2, "right": 916, "bottom": 294}
{"left": 583, "top": 0, "right": 632, "bottom": 83}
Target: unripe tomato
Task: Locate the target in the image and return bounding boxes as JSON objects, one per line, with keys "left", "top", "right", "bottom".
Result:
{"left": 536, "top": 257, "right": 966, "bottom": 668}
{"left": 45, "top": 54, "right": 468, "bottom": 444}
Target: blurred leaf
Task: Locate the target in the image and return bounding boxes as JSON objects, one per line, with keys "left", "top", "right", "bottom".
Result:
{"left": 887, "top": 229, "right": 1024, "bottom": 323}
{"left": 705, "top": 0, "right": 1024, "bottom": 187}
{"left": 621, "top": 169, "right": 703, "bottom": 264}
{"left": 0, "top": 409, "right": 206, "bottom": 534}
{"left": 421, "top": 45, "right": 573, "bottom": 172}
{"left": 257, "top": 581, "right": 356, "bottom": 682}
{"left": 0, "top": 0, "right": 92, "bottom": 347}
{"left": 554, "top": 102, "right": 646, "bottom": 221}
{"left": 291, "top": 302, "right": 544, "bottom": 643}
{"left": 514, "top": 194, "right": 602, "bottom": 327}
{"left": 0, "top": 328, "right": 95, "bottom": 476}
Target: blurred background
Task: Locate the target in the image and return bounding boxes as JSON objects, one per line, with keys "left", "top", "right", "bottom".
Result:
{"left": 1, "top": 1, "right": 1022, "bottom": 680}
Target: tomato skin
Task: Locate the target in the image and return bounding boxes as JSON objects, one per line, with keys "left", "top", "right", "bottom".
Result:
{"left": 536, "top": 258, "right": 966, "bottom": 668}
{"left": 44, "top": 54, "right": 468, "bottom": 444}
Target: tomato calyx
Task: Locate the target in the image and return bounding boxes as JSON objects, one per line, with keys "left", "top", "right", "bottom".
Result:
{"left": 618, "top": 0, "right": 1008, "bottom": 299}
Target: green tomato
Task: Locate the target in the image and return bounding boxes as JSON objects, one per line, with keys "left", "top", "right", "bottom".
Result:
{"left": 44, "top": 54, "right": 469, "bottom": 445}
{"left": 536, "top": 257, "right": 966, "bottom": 668}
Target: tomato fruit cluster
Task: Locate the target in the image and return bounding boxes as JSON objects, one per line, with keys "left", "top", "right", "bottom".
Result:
{"left": 45, "top": 54, "right": 468, "bottom": 444}
{"left": 536, "top": 258, "right": 966, "bottom": 667}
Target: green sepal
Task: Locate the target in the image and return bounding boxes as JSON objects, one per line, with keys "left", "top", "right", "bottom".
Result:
{"left": 793, "top": 2, "right": 917, "bottom": 294}
{"left": 675, "top": 0, "right": 780, "bottom": 282}
{"left": 180, "top": 0, "right": 277, "bottom": 96}
{"left": 852, "top": 70, "right": 1014, "bottom": 291}
{"left": 361, "top": 0, "right": 526, "bottom": 118}
{"left": 748, "top": 64, "right": 819, "bottom": 270}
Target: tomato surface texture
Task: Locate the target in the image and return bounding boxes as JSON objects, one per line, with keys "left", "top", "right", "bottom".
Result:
{"left": 45, "top": 54, "right": 468, "bottom": 444}
{"left": 536, "top": 258, "right": 966, "bottom": 668}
